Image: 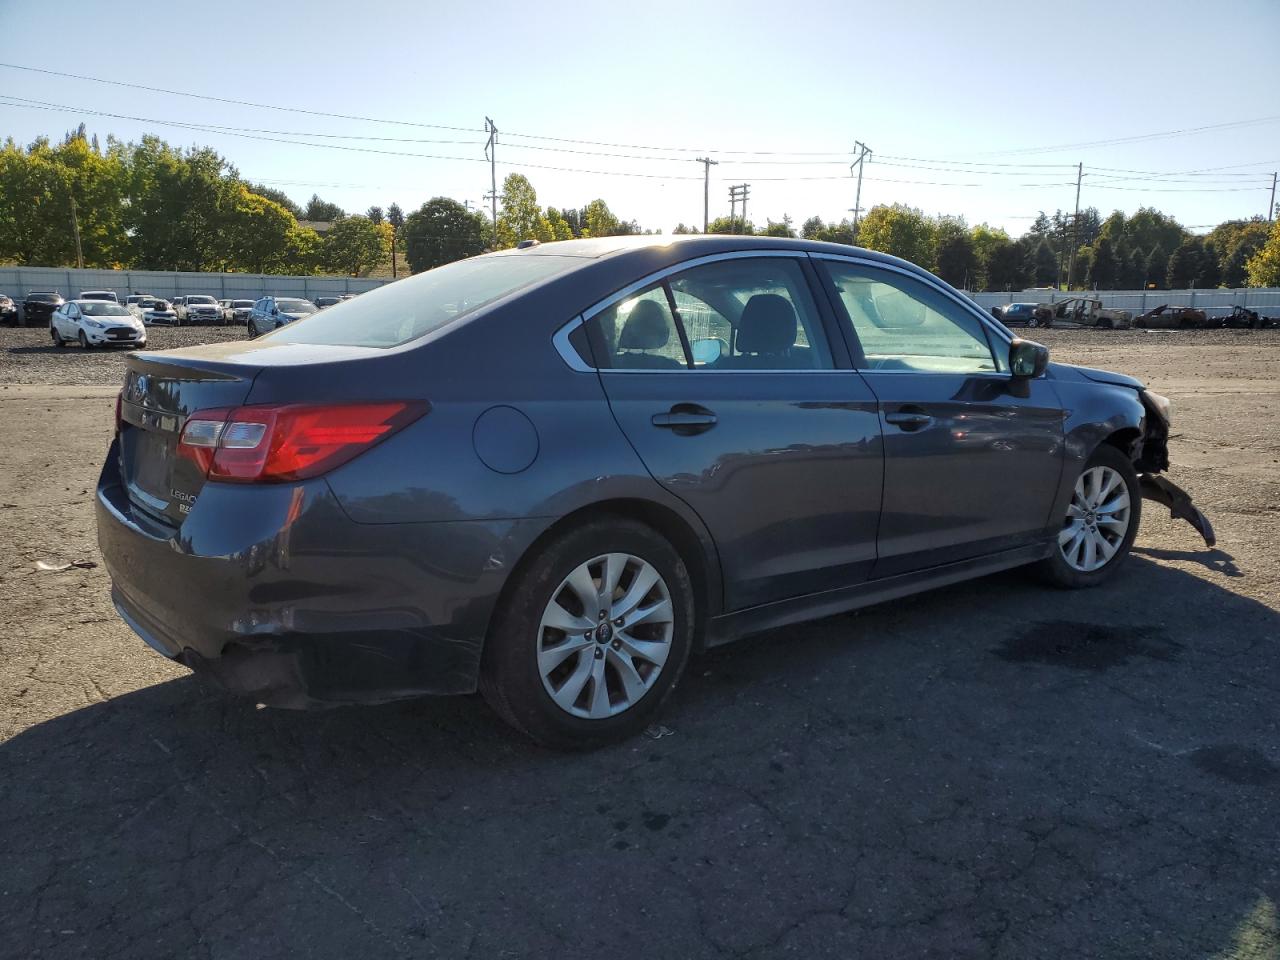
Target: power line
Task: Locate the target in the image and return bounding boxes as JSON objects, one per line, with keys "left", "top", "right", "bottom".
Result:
{"left": 973, "top": 116, "right": 1280, "bottom": 157}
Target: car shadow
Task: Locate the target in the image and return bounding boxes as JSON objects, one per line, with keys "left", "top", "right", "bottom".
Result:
{"left": 1132, "top": 544, "right": 1243, "bottom": 577}
{"left": 2, "top": 555, "right": 1277, "bottom": 958}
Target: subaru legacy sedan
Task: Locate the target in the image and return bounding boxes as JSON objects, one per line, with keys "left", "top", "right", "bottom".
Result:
{"left": 96, "top": 236, "right": 1213, "bottom": 747}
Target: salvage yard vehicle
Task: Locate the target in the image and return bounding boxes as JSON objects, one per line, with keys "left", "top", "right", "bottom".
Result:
{"left": 51, "top": 299, "right": 147, "bottom": 348}
{"left": 1219, "top": 305, "right": 1275, "bottom": 329}
{"left": 995, "top": 302, "right": 1046, "bottom": 327}
{"left": 96, "top": 236, "right": 1214, "bottom": 748}
{"left": 0, "top": 294, "right": 18, "bottom": 325}
{"left": 79, "top": 290, "right": 119, "bottom": 303}
{"left": 1135, "top": 304, "right": 1209, "bottom": 329}
{"left": 1034, "top": 297, "right": 1132, "bottom": 329}
{"left": 218, "top": 299, "right": 256, "bottom": 324}
{"left": 181, "top": 294, "right": 223, "bottom": 325}
{"left": 128, "top": 297, "right": 178, "bottom": 325}
{"left": 247, "top": 296, "right": 317, "bottom": 336}
{"left": 22, "top": 291, "right": 64, "bottom": 326}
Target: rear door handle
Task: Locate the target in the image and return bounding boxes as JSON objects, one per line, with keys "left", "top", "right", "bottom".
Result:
{"left": 652, "top": 405, "right": 717, "bottom": 434}
{"left": 884, "top": 409, "right": 934, "bottom": 431}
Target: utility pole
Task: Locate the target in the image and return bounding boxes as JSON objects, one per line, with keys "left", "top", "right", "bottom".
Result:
{"left": 696, "top": 157, "right": 718, "bottom": 232}
{"left": 69, "top": 195, "right": 84, "bottom": 269}
{"left": 1269, "top": 171, "right": 1277, "bottom": 222}
{"left": 484, "top": 117, "right": 498, "bottom": 233}
{"left": 741, "top": 183, "right": 750, "bottom": 233}
{"left": 728, "top": 184, "right": 750, "bottom": 233}
{"left": 1065, "top": 161, "right": 1083, "bottom": 291}
{"left": 850, "top": 141, "right": 872, "bottom": 234}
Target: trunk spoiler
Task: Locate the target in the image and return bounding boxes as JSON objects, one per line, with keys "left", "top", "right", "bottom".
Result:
{"left": 1140, "top": 475, "right": 1216, "bottom": 547}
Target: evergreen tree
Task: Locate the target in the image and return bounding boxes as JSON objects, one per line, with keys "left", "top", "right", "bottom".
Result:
{"left": 1088, "top": 236, "right": 1119, "bottom": 289}
{"left": 1145, "top": 244, "right": 1168, "bottom": 289}
{"left": 1196, "top": 241, "right": 1222, "bottom": 288}
{"left": 1223, "top": 243, "right": 1251, "bottom": 287}
{"left": 1166, "top": 239, "right": 1203, "bottom": 288}
{"left": 1031, "top": 240, "right": 1058, "bottom": 286}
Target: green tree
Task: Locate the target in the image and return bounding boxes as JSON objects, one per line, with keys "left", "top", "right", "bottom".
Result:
{"left": 246, "top": 183, "right": 303, "bottom": 218}
{"left": 983, "top": 238, "right": 1028, "bottom": 291}
{"left": 321, "top": 215, "right": 387, "bottom": 275}
{"left": 1087, "top": 235, "right": 1119, "bottom": 290}
{"left": 223, "top": 186, "right": 298, "bottom": 272}
{"left": 1222, "top": 243, "right": 1252, "bottom": 287}
{"left": 671, "top": 223, "right": 697, "bottom": 235}
{"left": 1245, "top": 220, "right": 1280, "bottom": 287}
{"left": 1031, "top": 239, "right": 1058, "bottom": 286}
{"left": 1166, "top": 239, "right": 1203, "bottom": 288}
{"left": 403, "top": 197, "right": 489, "bottom": 272}
{"left": 365, "top": 205, "right": 384, "bottom": 224}
{"left": 1124, "top": 208, "right": 1186, "bottom": 260}
{"left": 933, "top": 217, "right": 978, "bottom": 287}
{"left": 582, "top": 199, "right": 622, "bottom": 238}
{"left": 1196, "top": 241, "right": 1221, "bottom": 288}
{"left": 1145, "top": 244, "right": 1169, "bottom": 289}
{"left": 544, "top": 207, "right": 574, "bottom": 241}
{"left": 800, "top": 215, "right": 825, "bottom": 240}
{"left": 857, "top": 204, "right": 934, "bottom": 268}
{"left": 495, "top": 173, "right": 542, "bottom": 247}
{"left": 1205, "top": 218, "right": 1269, "bottom": 266}
{"left": 303, "top": 193, "right": 344, "bottom": 221}
{"left": 708, "top": 215, "right": 753, "bottom": 235}
{"left": 761, "top": 215, "right": 796, "bottom": 238}
{"left": 1121, "top": 247, "right": 1146, "bottom": 289}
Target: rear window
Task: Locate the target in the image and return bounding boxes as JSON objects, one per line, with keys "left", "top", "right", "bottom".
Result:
{"left": 28, "top": 293, "right": 61, "bottom": 302}
{"left": 232, "top": 300, "right": 254, "bottom": 308}
{"left": 266, "top": 254, "right": 578, "bottom": 348}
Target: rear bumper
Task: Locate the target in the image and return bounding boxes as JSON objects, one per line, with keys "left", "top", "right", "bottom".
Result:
{"left": 95, "top": 441, "right": 546, "bottom": 706}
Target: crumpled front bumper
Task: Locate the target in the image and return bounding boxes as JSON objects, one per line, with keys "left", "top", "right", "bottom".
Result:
{"left": 1140, "top": 474, "right": 1216, "bottom": 547}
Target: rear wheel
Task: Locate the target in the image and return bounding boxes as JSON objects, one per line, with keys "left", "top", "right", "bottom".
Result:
{"left": 1037, "top": 444, "right": 1141, "bottom": 588}
{"left": 481, "top": 518, "right": 694, "bottom": 748}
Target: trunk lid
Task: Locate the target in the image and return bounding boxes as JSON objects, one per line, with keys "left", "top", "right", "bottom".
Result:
{"left": 118, "top": 352, "right": 261, "bottom": 527}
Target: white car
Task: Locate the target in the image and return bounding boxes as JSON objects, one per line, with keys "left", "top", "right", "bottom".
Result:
{"left": 128, "top": 297, "right": 178, "bottom": 325}
{"left": 78, "top": 290, "right": 119, "bottom": 303}
{"left": 49, "top": 299, "right": 147, "bottom": 348}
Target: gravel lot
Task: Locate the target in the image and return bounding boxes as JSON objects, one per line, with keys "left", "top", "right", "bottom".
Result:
{"left": 1, "top": 325, "right": 1277, "bottom": 959}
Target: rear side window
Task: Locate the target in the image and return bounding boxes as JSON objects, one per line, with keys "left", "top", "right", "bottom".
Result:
{"left": 266, "top": 254, "right": 578, "bottom": 348}
{"left": 582, "top": 257, "right": 833, "bottom": 371}
{"left": 589, "top": 286, "right": 689, "bottom": 370}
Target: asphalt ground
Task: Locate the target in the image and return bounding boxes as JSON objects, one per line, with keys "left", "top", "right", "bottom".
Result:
{"left": 1, "top": 325, "right": 1277, "bottom": 959}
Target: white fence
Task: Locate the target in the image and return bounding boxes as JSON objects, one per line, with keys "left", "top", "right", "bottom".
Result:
{"left": 0, "top": 266, "right": 394, "bottom": 305}
{"left": 968, "top": 287, "right": 1280, "bottom": 318}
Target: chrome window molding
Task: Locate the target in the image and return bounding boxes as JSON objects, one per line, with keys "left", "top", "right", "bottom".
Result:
{"left": 552, "top": 315, "right": 595, "bottom": 373}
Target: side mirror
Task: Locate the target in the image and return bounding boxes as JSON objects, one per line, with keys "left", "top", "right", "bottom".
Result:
{"left": 691, "top": 337, "right": 724, "bottom": 366}
{"left": 1009, "top": 338, "right": 1049, "bottom": 379}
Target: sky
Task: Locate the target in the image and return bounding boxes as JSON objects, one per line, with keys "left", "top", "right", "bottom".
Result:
{"left": 1, "top": 0, "right": 1278, "bottom": 237}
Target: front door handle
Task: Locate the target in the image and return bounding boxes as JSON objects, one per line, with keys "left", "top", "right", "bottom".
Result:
{"left": 652, "top": 404, "right": 717, "bottom": 435}
{"left": 885, "top": 408, "right": 934, "bottom": 431}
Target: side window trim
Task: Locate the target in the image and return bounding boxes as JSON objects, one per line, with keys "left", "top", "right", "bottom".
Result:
{"left": 811, "top": 253, "right": 1010, "bottom": 376}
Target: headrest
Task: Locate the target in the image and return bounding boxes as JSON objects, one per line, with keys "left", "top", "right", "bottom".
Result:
{"left": 618, "top": 299, "right": 671, "bottom": 350}
{"left": 737, "top": 294, "right": 797, "bottom": 354}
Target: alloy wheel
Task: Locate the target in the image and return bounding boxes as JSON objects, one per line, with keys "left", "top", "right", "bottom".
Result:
{"left": 1059, "top": 465, "right": 1131, "bottom": 572}
{"left": 537, "top": 553, "right": 674, "bottom": 719}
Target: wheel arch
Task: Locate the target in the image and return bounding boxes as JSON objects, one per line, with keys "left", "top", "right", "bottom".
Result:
{"left": 487, "top": 497, "right": 723, "bottom": 653}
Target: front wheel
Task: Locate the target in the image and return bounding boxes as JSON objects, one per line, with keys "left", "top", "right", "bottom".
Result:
{"left": 50, "top": 325, "right": 64, "bottom": 348}
{"left": 78, "top": 331, "right": 90, "bottom": 349}
{"left": 480, "top": 518, "right": 695, "bottom": 748}
{"left": 1037, "top": 444, "right": 1141, "bottom": 588}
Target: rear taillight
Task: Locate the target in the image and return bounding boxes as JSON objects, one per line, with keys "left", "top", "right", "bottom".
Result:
{"left": 178, "top": 401, "right": 427, "bottom": 483}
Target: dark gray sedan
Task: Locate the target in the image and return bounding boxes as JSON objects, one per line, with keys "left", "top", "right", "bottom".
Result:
{"left": 96, "top": 236, "right": 1213, "bottom": 747}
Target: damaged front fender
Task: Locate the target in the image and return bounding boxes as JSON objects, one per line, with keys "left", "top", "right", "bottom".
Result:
{"left": 1140, "top": 474, "right": 1216, "bottom": 547}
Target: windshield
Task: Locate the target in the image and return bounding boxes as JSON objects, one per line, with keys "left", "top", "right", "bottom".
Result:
{"left": 187, "top": 296, "right": 216, "bottom": 305}
{"left": 81, "top": 302, "right": 131, "bottom": 317}
{"left": 138, "top": 299, "right": 158, "bottom": 309}
{"left": 29, "top": 293, "right": 61, "bottom": 303}
{"left": 80, "top": 292, "right": 115, "bottom": 301}
{"left": 276, "top": 299, "right": 317, "bottom": 314}
{"left": 266, "top": 254, "right": 578, "bottom": 348}
{"left": 232, "top": 300, "right": 254, "bottom": 308}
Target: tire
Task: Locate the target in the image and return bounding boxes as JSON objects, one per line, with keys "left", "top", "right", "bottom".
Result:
{"left": 1036, "top": 444, "right": 1141, "bottom": 589}
{"left": 50, "top": 325, "right": 64, "bottom": 348}
{"left": 480, "top": 518, "right": 695, "bottom": 748}
{"left": 1099, "top": 318, "right": 1113, "bottom": 330}
{"left": 248, "top": 320, "right": 258, "bottom": 338}
{"left": 1027, "top": 316, "right": 1041, "bottom": 328}
{"left": 78, "top": 331, "right": 90, "bottom": 349}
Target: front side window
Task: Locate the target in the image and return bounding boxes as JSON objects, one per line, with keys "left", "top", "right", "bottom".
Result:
{"left": 821, "top": 261, "right": 998, "bottom": 374}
